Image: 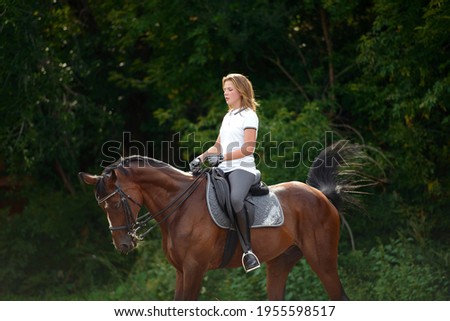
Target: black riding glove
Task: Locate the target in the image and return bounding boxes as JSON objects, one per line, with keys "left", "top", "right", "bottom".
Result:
{"left": 189, "top": 157, "right": 202, "bottom": 175}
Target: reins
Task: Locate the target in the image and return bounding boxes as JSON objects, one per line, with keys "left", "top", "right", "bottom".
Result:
{"left": 97, "top": 170, "right": 207, "bottom": 241}
{"left": 133, "top": 171, "right": 206, "bottom": 240}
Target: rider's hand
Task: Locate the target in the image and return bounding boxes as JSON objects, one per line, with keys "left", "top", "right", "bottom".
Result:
{"left": 204, "top": 154, "right": 224, "bottom": 167}
{"left": 189, "top": 157, "right": 202, "bottom": 175}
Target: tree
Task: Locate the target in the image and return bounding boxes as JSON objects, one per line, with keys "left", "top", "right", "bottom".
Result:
{"left": 349, "top": 0, "right": 450, "bottom": 240}
{"left": 0, "top": 0, "right": 119, "bottom": 191}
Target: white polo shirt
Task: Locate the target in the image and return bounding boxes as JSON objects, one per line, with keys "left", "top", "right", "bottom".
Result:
{"left": 218, "top": 108, "right": 259, "bottom": 175}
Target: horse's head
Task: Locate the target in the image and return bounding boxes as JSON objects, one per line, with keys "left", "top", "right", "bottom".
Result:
{"left": 79, "top": 169, "right": 143, "bottom": 254}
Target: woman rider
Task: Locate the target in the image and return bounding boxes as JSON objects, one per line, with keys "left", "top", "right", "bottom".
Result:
{"left": 190, "top": 73, "right": 261, "bottom": 272}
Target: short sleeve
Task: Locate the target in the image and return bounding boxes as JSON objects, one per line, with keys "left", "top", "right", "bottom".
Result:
{"left": 243, "top": 110, "right": 259, "bottom": 130}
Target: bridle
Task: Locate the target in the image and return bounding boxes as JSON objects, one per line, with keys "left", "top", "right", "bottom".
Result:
{"left": 97, "top": 187, "right": 142, "bottom": 233}
{"left": 97, "top": 171, "right": 206, "bottom": 241}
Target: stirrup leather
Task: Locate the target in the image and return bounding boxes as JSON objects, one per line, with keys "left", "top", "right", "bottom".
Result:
{"left": 242, "top": 251, "right": 260, "bottom": 273}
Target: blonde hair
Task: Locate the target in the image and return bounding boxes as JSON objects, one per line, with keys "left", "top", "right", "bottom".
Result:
{"left": 222, "top": 73, "right": 259, "bottom": 111}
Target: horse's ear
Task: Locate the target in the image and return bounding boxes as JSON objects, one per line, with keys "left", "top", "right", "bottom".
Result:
{"left": 78, "top": 172, "right": 100, "bottom": 185}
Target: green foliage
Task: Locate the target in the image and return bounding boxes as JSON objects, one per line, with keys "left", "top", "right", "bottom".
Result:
{"left": 257, "top": 100, "right": 335, "bottom": 184}
{"left": 353, "top": 0, "right": 450, "bottom": 186}
{"left": 0, "top": 189, "right": 135, "bottom": 299}
{"left": 68, "top": 236, "right": 448, "bottom": 301}
{"left": 105, "top": 237, "right": 176, "bottom": 301}
{"left": 341, "top": 237, "right": 449, "bottom": 300}
{"left": 284, "top": 260, "right": 329, "bottom": 300}
{"left": 0, "top": 0, "right": 120, "bottom": 187}
{"left": 348, "top": 0, "right": 450, "bottom": 243}
{"left": 200, "top": 267, "right": 267, "bottom": 301}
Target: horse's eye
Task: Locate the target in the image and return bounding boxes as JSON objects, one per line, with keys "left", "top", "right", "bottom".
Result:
{"left": 104, "top": 201, "right": 121, "bottom": 209}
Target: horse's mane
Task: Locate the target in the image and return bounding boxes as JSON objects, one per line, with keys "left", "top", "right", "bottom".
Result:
{"left": 96, "top": 155, "right": 183, "bottom": 198}
{"left": 101, "top": 155, "right": 170, "bottom": 176}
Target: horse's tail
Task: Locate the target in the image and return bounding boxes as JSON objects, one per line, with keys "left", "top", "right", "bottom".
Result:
{"left": 306, "top": 140, "right": 368, "bottom": 212}
{"left": 307, "top": 140, "right": 370, "bottom": 249}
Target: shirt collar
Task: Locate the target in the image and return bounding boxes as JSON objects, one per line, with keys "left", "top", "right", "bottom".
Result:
{"left": 230, "top": 107, "right": 246, "bottom": 115}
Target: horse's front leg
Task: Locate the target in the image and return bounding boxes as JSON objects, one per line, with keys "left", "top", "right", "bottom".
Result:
{"left": 174, "top": 266, "right": 206, "bottom": 300}
{"left": 174, "top": 270, "right": 184, "bottom": 300}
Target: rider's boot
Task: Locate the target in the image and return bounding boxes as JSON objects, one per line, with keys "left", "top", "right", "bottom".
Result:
{"left": 234, "top": 207, "right": 260, "bottom": 272}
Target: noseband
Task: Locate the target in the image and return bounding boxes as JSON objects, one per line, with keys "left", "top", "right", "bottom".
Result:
{"left": 96, "top": 172, "right": 206, "bottom": 241}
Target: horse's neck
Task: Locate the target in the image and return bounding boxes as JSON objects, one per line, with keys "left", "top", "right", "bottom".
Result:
{"left": 136, "top": 166, "right": 194, "bottom": 216}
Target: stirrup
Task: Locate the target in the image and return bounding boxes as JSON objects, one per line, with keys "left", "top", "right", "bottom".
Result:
{"left": 242, "top": 251, "right": 260, "bottom": 273}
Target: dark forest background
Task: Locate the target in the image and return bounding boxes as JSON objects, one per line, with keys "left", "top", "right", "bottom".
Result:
{"left": 0, "top": 0, "right": 448, "bottom": 300}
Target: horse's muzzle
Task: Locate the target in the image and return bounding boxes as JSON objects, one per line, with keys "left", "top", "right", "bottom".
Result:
{"left": 117, "top": 242, "right": 130, "bottom": 254}
{"left": 115, "top": 235, "right": 136, "bottom": 254}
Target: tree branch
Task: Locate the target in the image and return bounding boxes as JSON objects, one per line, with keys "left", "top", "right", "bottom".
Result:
{"left": 289, "top": 38, "right": 315, "bottom": 86}
{"left": 55, "top": 161, "right": 76, "bottom": 196}
{"left": 264, "top": 55, "right": 310, "bottom": 101}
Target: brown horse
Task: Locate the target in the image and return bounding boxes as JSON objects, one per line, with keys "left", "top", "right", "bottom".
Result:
{"left": 79, "top": 141, "right": 359, "bottom": 300}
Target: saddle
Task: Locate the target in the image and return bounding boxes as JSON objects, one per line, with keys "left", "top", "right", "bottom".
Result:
{"left": 206, "top": 168, "right": 284, "bottom": 229}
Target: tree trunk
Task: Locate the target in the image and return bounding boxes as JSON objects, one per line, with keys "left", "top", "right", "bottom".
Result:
{"left": 320, "top": 8, "right": 335, "bottom": 101}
